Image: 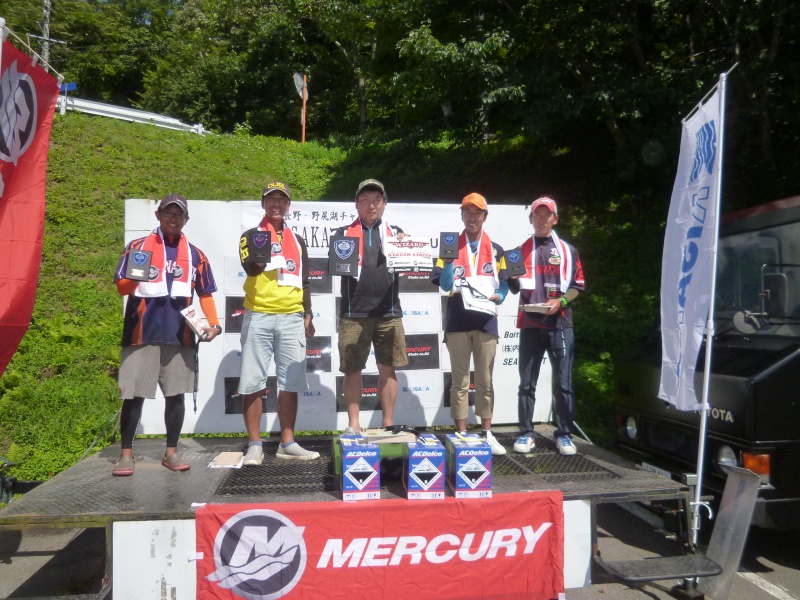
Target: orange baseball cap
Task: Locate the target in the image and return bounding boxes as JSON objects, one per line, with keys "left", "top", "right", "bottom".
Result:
{"left": 461, "top": 193, "right": 488, "bottom": 211}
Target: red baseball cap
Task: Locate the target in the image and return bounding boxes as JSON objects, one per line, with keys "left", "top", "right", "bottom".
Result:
{"left": 530, "top": 197, "right": 558, "bottom": 214}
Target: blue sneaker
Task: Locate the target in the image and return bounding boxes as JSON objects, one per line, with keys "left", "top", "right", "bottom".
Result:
{"left": 513, "top": 435, "right": 535, "bottom": 454}
{"left": 556, "top": 436, "right": 577, "bottom": 456}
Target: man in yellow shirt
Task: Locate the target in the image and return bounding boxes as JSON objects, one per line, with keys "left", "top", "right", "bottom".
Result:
{"left": 237, "top": 181, "right": 318, "bottom": 464}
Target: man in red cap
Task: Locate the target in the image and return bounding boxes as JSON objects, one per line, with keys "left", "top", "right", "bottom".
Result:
{"left": 113, "top": 193, "right": 221, "bottom": 476}
{"left": 508, "top": 197, "right": 585, "bottom": 456}
{"left": 432, "top": 193, "right": 509, "bottom": 455}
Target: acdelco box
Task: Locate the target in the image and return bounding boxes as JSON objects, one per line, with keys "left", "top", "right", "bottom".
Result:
{"left": 340, "top": 436, "right": 381, "bottom": 501}
{"left": 445, "top": 433, "right": 492, "bottom": 498}
{"left": 403, "top": 434, "right": 445, "bottom": 500}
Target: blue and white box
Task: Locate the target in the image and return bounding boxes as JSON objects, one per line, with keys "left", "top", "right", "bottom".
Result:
{"left": 404, "top": 434, "right": 445, "bottom": 500}
{"left": 445, "top": 433, "right": 492, "bottom": 498}
{"left": 340, "top": 436, "right": 381, "bottom": 501}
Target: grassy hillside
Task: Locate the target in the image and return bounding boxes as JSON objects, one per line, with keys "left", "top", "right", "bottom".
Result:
{"left": 0, "top": 112, "right": 666, "bottom": 481}
{"left": 0, "top": 113, "right": 347, "bottom": 480}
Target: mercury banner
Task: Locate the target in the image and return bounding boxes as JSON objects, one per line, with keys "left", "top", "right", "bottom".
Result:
{"left": 195, "top": 492, "right": 565, "bottom": 600}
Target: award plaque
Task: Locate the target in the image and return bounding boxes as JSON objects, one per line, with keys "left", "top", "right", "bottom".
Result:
{"left": 504, "top": 246, "right": 526, "bottom": 277}
{"left": 328, "top": 235, "right": 360, "bottom": 275}
{"left": 245, "top": 230, "right": 271, "bottom": 264}
{"left": 439, "top": 232, "right": 459, "bottom": 260}
{"left": 125, "top": 249, "right": 152, "bottom": 281}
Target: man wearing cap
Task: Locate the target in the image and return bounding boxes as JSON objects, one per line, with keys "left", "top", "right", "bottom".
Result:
{"left": 237, "top": 181, "right": 319, "bottom": 464}
{"left": 112, "top": 194, "right": 221, "bottom": 476}
{"left": 333, "top": 179, "right": 408, "bottom": 434}
{"left": 508, "top": 197, "right": 585, "bottom": 456}
{"left": 432, "top": 193, "right": 509, "bottom": 455}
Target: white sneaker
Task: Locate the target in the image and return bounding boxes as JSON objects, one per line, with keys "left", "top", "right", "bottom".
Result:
{"left": 483, "top": 431, "right": 507, "bottom": 456}
{"left": 513, "top": 435, "right": 535, "bottom": 454}
{"left": 243, "top": 444, "right": 264, "bottom": 465}
{"left": 342, "top": 426, "right": 361, "bottom": 436}
{"left": 276, "top": 442, "right": 320, "bottom": 460}
{"left": 556, "top": 436, "right": 577, "bottom": 456}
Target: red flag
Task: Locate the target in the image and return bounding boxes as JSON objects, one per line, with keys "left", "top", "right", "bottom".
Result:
{"left": 0, "top": 37, "right": 60, "bottom": 376}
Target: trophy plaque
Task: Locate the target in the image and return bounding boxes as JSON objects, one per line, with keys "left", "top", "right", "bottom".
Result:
{"left": 245, "top": 230, "right": 271, "bottom": 264}
{"left": 328, "top": 235, "right": 360, "bottom": 275}
{"left": 439, "top": 232, "right": 459, "bottom": 260}
{"left": 504, "top": 246, "right": 526, "bottom": 277}
{"left": 125, "top": 249, "right": 152, "bottom": 281}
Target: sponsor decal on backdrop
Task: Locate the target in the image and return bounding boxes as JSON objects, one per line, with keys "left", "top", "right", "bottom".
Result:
{"left": 224, "top": 377, "right": 278, "bottom": 415}
{"left": 225, "top": 297, "right": 247, "bottom": 334}
{"left": 305, "top": 336, "right": 332, "bottom": 373}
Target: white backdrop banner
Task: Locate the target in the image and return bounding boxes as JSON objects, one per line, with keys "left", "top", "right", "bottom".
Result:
{"left": 124, "top": 199, "right": 553, "bottom": 434}
{"left": 658, "top": 90, "right": 721, "bottom": 411}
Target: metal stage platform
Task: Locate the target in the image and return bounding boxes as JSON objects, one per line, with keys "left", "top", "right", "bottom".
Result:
{"left": 0, "top": 429, "right": 688, "bottom": 527}
{"left": 0, "top": 428, "right": 690, "bottom": 596}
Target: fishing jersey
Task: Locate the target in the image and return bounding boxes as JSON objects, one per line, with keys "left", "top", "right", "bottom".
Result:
{"left": 510, "top": 235, "right": 584, "bottom": 330}
{"left": 333, "top": 218, "right": 405, "bottom": 318}
{"left": 115, "top": 235, "right": 217, "bottom": 348}
{"left": 431, "top": 236, "right": 508, "bottom": 337}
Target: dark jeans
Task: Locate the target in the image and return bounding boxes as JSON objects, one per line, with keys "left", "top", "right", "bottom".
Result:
{"left": 517, "top": 327, "right": 575, "bottom": 439}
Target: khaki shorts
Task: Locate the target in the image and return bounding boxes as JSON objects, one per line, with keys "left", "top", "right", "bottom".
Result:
{"left": 118, "top": 344, "right": 195, "bottom": 400}
{"left": 338, "top": 317, "right": 408, "bottom": 373}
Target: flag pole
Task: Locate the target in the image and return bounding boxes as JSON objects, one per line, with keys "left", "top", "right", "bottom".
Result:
{"left": 301, "top": 74, "right": 307, "bottom": 144}
{"left": 689, "top": 67, "right": 732, "bottom": 546}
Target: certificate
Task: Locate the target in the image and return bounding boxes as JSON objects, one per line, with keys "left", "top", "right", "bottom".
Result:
{"left": 384, "top": 237, "right": 435, "bottom": 270}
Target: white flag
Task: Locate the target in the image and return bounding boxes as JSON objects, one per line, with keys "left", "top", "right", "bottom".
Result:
{"left": 658, "top": 90, "right": 721, "bottom": 411}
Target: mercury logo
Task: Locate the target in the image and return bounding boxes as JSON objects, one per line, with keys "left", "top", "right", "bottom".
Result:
{"left": 207, "top": 509, "right": 307, "bottom": 600}
{"left": 317, "top": 523, "right": 553, "bottom": 568}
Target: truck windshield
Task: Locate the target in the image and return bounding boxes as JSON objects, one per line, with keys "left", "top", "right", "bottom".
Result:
{"left": 716, "top": 221, "right": 800, "bottom": 335}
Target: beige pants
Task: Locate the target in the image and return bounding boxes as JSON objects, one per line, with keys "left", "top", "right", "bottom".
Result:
{"left": 445, "top": 330, "right": 497, "bottom": 421}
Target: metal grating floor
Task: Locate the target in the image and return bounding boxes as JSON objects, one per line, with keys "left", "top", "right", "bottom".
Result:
{"left": 216, "top": 440, "right": 337, "bottom": 496}
{"left": 214, "top": 433, "right": 618, "bottom": 497}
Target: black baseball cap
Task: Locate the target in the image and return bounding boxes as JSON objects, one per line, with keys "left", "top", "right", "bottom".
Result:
{"left": 158, "top": 193, "right": 189, "bottom": 215}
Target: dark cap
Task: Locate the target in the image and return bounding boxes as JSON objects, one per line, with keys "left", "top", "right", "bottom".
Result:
{"left": 262, "top": 180, "right": 292, "bottom": 200}
{"left": 158, "top": 193, "right": 189, "bottom": 215}
{"left": 355, "top": 178, "right": 387, "bottom": 200}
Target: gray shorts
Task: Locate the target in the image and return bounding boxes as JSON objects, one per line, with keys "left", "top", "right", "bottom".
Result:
{"left": 118, "top": 344, "right": 195, "bottom": 400}
{"left": 238, "top": 310, "right": 308, "bottom": 394}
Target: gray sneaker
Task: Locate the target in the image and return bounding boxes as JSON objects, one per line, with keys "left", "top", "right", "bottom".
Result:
{"left": 342, "top": 426, "right": 361, "bottom": 436}
{"left": 276, "top": 442, "right": 320, "bottom": 460}
{"left": 243, "top": 444, "right": 264, "bottom": 465}
{"left": 112, "top": 455, "right": 135, "bottom": 476}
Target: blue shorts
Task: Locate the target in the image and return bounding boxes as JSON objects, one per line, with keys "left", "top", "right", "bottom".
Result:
{"left": 238, "top": 310, "right": 308, "bottom": 394}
